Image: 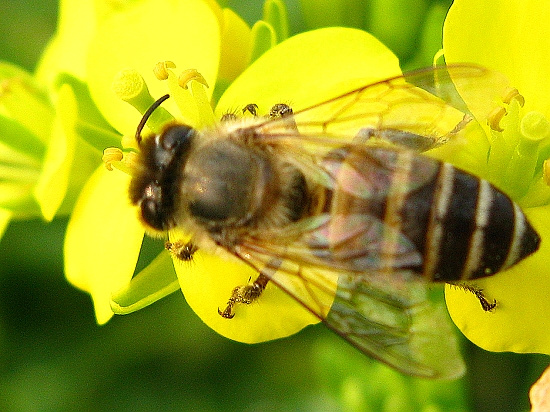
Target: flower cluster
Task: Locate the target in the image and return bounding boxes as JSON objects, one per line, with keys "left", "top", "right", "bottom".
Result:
{"left": 0, "top": 0, "right": 548, "bottom": 358}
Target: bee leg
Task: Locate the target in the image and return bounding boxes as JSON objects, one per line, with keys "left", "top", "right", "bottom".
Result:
{"left": 448, "top": 282, "right": 497, "bottom": 312}
{"left": 243, "top": 103, "right": 259, "bottom": 116}
{"left": 165, "top": 240, "right": 198, "bottom": 262}
{"left": 220, "top": 103, "right": 260, "bottom": 122}
{"left": 218, "top": 273, "right": 270, "bottom": 319}
{"left": 268, "top": 103, "right": 298, "bottom": 133}
{"left": 269, "top": 103, "right": 293, "bottom": 119}
{"left": 220, "top": 112, "right": 237, "bottom": 122}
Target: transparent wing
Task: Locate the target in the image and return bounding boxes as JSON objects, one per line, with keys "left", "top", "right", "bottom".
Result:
{"left": 235, "top": 242, "right": 465, "bottom": 379}
{"left": 252, "top": 144, "right": 443, "bottom": 274}
{"left": 221, "top": 65, "right": 508, "bottom": 378}
{"left": 233, "top": 146, "right": 465, "bottom": 379}
{"left": 255, "top": 64, "right": 510, "bottom": 151}
{"left": 325, "top": 270, "right": 465, "bottom": 379}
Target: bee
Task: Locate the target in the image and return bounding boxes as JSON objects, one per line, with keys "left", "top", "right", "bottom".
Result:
{"left": 128, "top": 64, "right": 540, "bottom": 379}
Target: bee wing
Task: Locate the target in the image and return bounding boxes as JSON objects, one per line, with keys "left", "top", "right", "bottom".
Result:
{"left": 235, "top": 242, "right": 465, "bottom": 379}
{"left": 325, "top": 270, "right": 465, "bottom": 379}
{"left": 231, "top": 142, "right": 467, "bottom": 378}
{"left": 256, "top": 144, "right": 443, "bottom": 276}
{"left": 222, "top": 64, "right": 508, "bottom": 377}
{"left": 258, "top": 64, "right": 510, "bottom": 151}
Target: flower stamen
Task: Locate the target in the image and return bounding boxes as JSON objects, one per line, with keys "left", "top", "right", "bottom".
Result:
{"left": 178, "top": 69, "right": 209, "bottom": 90}
{"left": 102, "top": 147, "right": 139, "bottom": 176}
{"left": 502, "top": 110, "right": 550, "bottom": 199}
{"left": 487, "top": 107, "right": 506, "bottom": 132}
{"left": 151, "top": 63, "right": 216, "bottom": 129}
{"left": 153, "top": 61, "right": 177, "bottom": 81}
{"left": 502, "top": 87, "right": 525, "bottom": 107}
{"left": 176, "top": 69, "right": 215, "bottom": 128}
{"left": 102, "top": 147, "right": 123, "bottom": 171}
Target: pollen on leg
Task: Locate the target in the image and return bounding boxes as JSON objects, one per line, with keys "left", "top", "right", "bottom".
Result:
{"left": 218, "top": 274, "right": 270, "bottom": 319}
{"left": 165, "top": 240, "right": 198, "bottom": 262}
{"left": 269, "top": 103, "right": 293, "bottom": 119}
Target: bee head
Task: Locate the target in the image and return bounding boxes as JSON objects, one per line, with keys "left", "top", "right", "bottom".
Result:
{"left": 129, "top": 123, "right": 195, "bottom": 232}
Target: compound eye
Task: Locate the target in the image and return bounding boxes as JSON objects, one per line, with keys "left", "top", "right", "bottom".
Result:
{"left": 160, "top": 124, "right": 195, "bottom": 151}
{"left": 140, "top": 198, "right": 165, "bottom": 231}
{"left": 139, "top": 184, "right": 167, "bottom": 231}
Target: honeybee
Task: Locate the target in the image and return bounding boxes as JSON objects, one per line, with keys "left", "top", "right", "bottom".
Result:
{"left": 128, "top": 65, "right": 540, "bottom": 379}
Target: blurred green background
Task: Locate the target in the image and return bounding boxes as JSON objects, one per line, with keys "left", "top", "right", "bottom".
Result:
{"left": 0, "top": 0, "right": 548, "bottom": 411}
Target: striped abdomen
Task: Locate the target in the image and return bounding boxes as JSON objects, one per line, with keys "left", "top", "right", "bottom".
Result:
{"left": 323, "top": 146, "right": 540, "bottom": 281}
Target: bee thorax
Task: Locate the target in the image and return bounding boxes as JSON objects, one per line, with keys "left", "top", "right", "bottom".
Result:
{"left": 182, "top": 141, "right": 273, "bottom": 230}
{"left": 181, "top": 138, "right": 310, "bottom": 245}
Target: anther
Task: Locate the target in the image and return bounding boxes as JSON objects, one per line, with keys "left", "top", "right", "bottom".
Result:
{"left": 503, "top": 87, "right": 525, "bottom": 107}
{"left": 102, "top": 148, "right": 139, "bottom": 176}
{"left": 178, "top": 69, "right": 209, "bottom": 90}
{"left": 102, "top": 147, "right": 123, "bottom": 171}
{"left": 153, "top": 61, "right": 177, "bottom": 80}
{"left": 487, "top": 107, "right": 507, "bottom": 132}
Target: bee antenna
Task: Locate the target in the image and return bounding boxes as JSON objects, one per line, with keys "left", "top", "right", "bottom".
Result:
{"left": 135, "top": 93, "right": 171, "bottom": 145}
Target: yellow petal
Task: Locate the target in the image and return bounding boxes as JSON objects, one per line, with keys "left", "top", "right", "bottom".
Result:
{"left": 34, "top": 84, "right": 77, "bottom": 221}
{"left": 35, "top": 0, "right": 96, "bottom": 86}
{"left": 216, "top": 27, "right": 401, "bottom": 116}
{"left": 445, "top": 205, "right": 550, "bottom": 353}
{"left": 217, "top": 8, "right": 252, "bottom": 83}
{"left": 86, "top": 0, "right": 220, "bottom": 134}
{"left": 64, "top": 165, "right": 144, "bottom": 324}
{"left": 443, "top": 0, "right": 550, "bottom": 115}
{"left": 174, "top": 232, "right": 325, "bottom": 343}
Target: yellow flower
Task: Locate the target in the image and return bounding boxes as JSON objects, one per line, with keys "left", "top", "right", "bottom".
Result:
{"left": 0, "top": 61, "right": 99, "bottom": 237}
{"left": 64, "top": 0, "right": 223, "bottom": 324}
{"left": 66, "top": 15, "right": 401, "bottom": 344}
{"left": 181, "top": 27, "right": 401, "bottom": 343}
{"left": 442, "top": 0, "right": 550, "bottom": 354}
{"left": 0, "top": 63, "right": 52, "bottom": 235}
